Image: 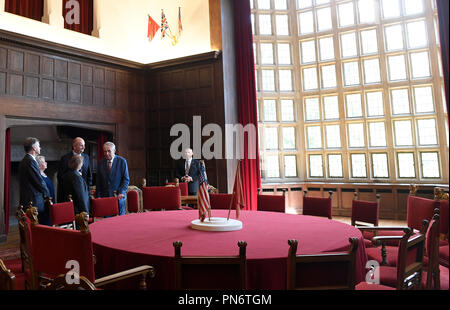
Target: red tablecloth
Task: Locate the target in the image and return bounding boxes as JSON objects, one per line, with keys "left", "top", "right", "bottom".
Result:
{"left": 90, "top": 210, "right": 368, "bottom": 289}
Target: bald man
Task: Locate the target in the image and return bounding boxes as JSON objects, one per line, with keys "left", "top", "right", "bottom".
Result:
{"left": 57, "top": 137, "right": 92, "bottom": 203}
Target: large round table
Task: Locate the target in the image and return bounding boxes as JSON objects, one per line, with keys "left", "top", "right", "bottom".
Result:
{"left": 90, "top": 210, "right": 368, "bottom": 289}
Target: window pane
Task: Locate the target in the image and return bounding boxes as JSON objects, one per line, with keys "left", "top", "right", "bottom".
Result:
{"left": 341, "top": 32, "right": 358, "bottom": 57}
{"left": 384, "top": 25, "right": 404, "bottom": 51}
{"left": 260, "top": 43, "right": 274, "bottom": 64}
{"left": 259, "top": 14, "right": 272, "bottom": 35}
{"left": 358, "top": 0, "right": 376, "bottom": 24}
{"left": 264, "top": 99, "right": 277, "bottom": 121}
{"left": 307, "top": 126, "right": 322, "bottom": 148}
{"left": 300, "top": 40, "right": 316, "bottom": 63}
{"left": 305, "top": 97, "right": 320, "bottom": 120}
{"left": 366, "top": 91, "right": 384, "bottom": 116}
{"left": 360, "top": 29, "right": 378, "bottom": 54}
{"left": 299, "top": 11, "right": 314, "bottom": 34}
{"left": 387, "top": 55, "right": 407, "bottom": 81}
{"left": 323, "top": 96, "right": 340, "bottom": 119}
{"left": 258, "top": 0, "right": 271, "bottom": 9}
{"left": 414, "top": 86, "right": 434, "bottom": 113}
{"left": 309, "top": 154, "right": 324, "bottom": 177}
{"left": 351, "top": 154, "right": 367, "bottom": 177}
{"left": 297, "top": 0, "right": 312, "bottom": 9}
{"left": 381, "top": 0, "right": 401, "bottom": 19}
{"left": 338, "top": 2, "right": 355, "bottom": 27}
{"left": 394, "top": 120, "right": 413, "bottom": 146}
{"left": 319, "top": 36, "right": 335, "bottom": 61}
{"left": 343, "top": 61, "right": 360, "bottom": 86}
{"left": 348, "top": 123, "right": 365, "bottom": 147}
{"left": 266, "top": 155, "right": 280, "bottom": 177}
{"left": 391, "top": 88, "right": 410, "bottom": 114}
{"left": 274, "top": 0, "right": 288, "bottom": 10}
{"left": 369, "top": 122, "right": 387, "bottom": 147}
{"left": 303, "top": 67, "right": 319, "bottom": 90}
{"left": 417, "top": 119, "right": 437, "bottom": 145}
{"left": 262, "top": 69, "right": 275, "bottom": 91}
{"left": 277, "top": 43, "right": 291, "bottom": 64}
{"left": 421, "top": 152, "right": 440, "bottom": 178}
{"left": 321, "top": 64, "right": 337, "bottom": 88}
{"left": 328, "top": 154, "right": 343, "bottom": 177}
{"left": 372, "top": 153, "right": 389, "bottom": 178}
{"left": 316, "top": 0, "right": 330, "bottom": 5}
{"left": 284, "top": 155, "right": 297, "bottom": 177}
{"left": 406, "top": 20, "right": 428, "bottom": 49}
{"left": 326, "top": 124, "right": 341, "bottom": 148}
{"left": 346, "top": 93, "right": 363, "bottom": 117}
{"left": 281, "top": 99, "right": 295, "bottom": 121}
{"left": 265, "top": 127, "right": 279, "bottom": 149}
{"left": 276, "top": 15, "right": 290, "bottom": 35}
{"left": 316, "top": 6, "right": 332, "bottom": 32}
{"left": 279, "top": 70, "right": 293, "bottom": 91}
{"left": 283, "top": 127, "right": 296, "bottom": 149}
{"left": 410, "top": 51, "right": 431, "bottom": 79}
{"left": 397, "top": 153, "right": 416, "bottom": 178}
{"left": 363, "top": 58, "right": 381, "bottom": 84}
{"left": 404, "top": 0, "right": 424, "bottom": 16}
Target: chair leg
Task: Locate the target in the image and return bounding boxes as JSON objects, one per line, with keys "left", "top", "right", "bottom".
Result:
{"left": 381, "top": 244, "right": 388, "bottom": 266}
{"left": 139, "top": 274, "right": 147, "bottom": 290}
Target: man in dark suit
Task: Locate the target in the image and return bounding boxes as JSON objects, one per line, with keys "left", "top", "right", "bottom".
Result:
{"left": 19, "top": 137, "right": 50, "bottom": 225}
{"left": 96, "top": 142, "right": 130, "bottom": 215}
{"left": 62, "top": 155, "right": 90, "bottom": 215}
{"left": 57, "top": 137, "right": 92, "bottom": 202}
{"left": 175, "top": 148, "right": 201, "bottom": 195}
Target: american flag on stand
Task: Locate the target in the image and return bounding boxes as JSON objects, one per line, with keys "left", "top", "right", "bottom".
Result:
{"left": 161, "top": 9, "right": 169, "bottom": 38}
{"left": 197, "top": 161, "right": 211, "bottom": 222}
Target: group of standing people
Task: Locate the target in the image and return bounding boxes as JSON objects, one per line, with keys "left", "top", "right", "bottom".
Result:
{"left": 18, "top": 137, "right": 129, "bottom": 225}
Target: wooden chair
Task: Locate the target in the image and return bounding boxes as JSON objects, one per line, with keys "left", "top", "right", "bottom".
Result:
{"left": 16, "top": 204, "right": 37, "bottom": 289}
{"left": 351, "top": 192, "right": 380, "bottom": 248}
{"left": 210, "top": 193, "right": 233, "bottom": 209}
{"left": 302, "top": 190, "right": 333, "bottom": 219}
{"left": 434, "top": 187, "right": 449, "bottom": 268}
{"left": 166, "top": 178, "right": 189, "bottom": 197}
{"left": 0, "top": 258, "right": 16, "bottom": 290}
{"left": 357, "top": 224, "right": 426, "bottom": 290}
{"left": 47, "top": 196, "right": 76, "bottom": 230}
{"left": 423, "top": 211, "right": 441, "bottom": 289}
{"left": 142, "top": 186, "right": 181, "bottom": 211}
{"left": 126, "top": 186, "right": 143, "bottom": 214}
{"left": 287, "top": 238, "right": 359, "bottom": 290}
{"left": 173, "top": 240, "right": 247, "bottom": 290}
{"left": 29, "top": 214, "right": 155, "bottom": 290}
{"left": 90, "top": 196, "right": 119, "bottom": 221}
{"left": 257, "top": 189, "right": 286, "bottom": 213}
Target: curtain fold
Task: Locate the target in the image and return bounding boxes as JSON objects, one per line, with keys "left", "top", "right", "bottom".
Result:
{"left": 4, "top": 129, "right": 11, "bottom": 235}
{"left": 436, "top": 0, "right": 449, "bottom": 123}
{"left": 5, "top": 0, "right": 44, "bottom": 21}
{"left": 63, "top": 0, "right": 93, "bottom": 35}
{"left": 233, "top": 0, "right": 261, "bottom": 211}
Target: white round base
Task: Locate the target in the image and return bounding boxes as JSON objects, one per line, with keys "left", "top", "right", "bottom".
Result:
{"left": 190, "top": 217, "right": 243, "bottom": 232}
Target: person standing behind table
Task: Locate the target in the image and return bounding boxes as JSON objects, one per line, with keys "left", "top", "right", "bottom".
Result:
{"left": 57, "top": 137, "right": 92, "bottom": 202}
{"left": 36, "top": 155, "right": 55, "bottom": 203}
{"left": 19, "top": 137, "right": 50, "bottom": 225}
{"left": 175, "top": 148, "right": 201, "bottom": 196}
{"left": 62, "top": 155, "right": 90, "bottom": 215}
{"left": 96, "top": 142, "right": 130, "bottom": 215}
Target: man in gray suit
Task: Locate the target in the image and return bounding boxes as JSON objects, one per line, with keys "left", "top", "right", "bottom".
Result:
{"left": 19, "top": 137, "right": 50, "bottom": 225}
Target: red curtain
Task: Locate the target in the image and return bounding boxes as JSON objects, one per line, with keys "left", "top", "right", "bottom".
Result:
{"left": 4, "top": 129, "right": 10, "bottom": 235}
{"left": 437, "top": 0, "right": 449, "bottom": 122}
{"left": 63, "top": 0, "right": 93, "bottom": 35}
{"left": 5, "top": 0, "right": 44, "bottom": 21}
{"left": 233, "top": 0, "right": 261, "bottom": 212}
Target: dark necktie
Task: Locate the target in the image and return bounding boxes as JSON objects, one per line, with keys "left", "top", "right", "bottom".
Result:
{"left": 107, "top": 160, "right": 112, "bottom": 172}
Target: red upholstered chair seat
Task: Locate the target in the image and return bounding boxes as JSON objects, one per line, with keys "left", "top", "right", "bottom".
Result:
{"left": 126, "top": 190, "right": 139, "bottom": 213}
{"left": 366, "top": 246, "right": 429, "bottom": 267}
{"left": 302, "top": 196, "right": 332, "bottom": 219}
{"left": 91, "top": 197, "right": 119, "bottom": 219}
{"left": 49, "top": 201, "right": 75, "bottom": 227}
{"left": 142, "top": 186, "right": 181, "bottom": 211}
{"left": 421, "top": 265, "right": 449, "bottom": 290}
{"left": 257, "top": 194, "right": 286, "bottom": 213}
{"left": 179, "top": 183, "right": 188, "bottom": 197}
{"left": 439, "top": 245, "right": 449, "bottom": 267}
{"left": 355, "top": 282, "right": 395, "bottom": 290}
{"left": 210, "top": 193, "right": 232, "bottom": 209}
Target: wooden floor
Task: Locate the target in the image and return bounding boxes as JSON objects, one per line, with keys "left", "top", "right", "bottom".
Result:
{"left": 0, "top": 213, "right": 406, "bottom": 251}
